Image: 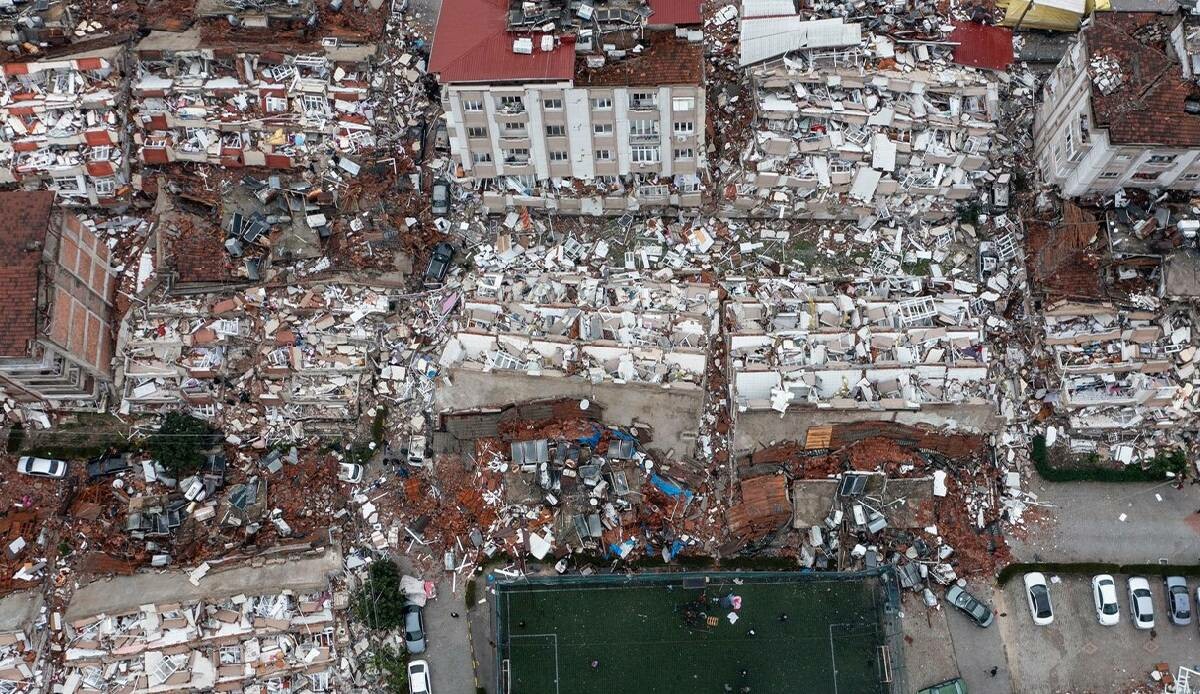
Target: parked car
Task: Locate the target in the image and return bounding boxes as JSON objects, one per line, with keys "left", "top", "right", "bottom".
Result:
{"left": 1092, "top": 574, "right": 1120, "bottom": 626}
{"left": 338, "top": 463, "right": 364, "bottom": 484}
{"left": 1128, "top": 577, "right": 1156, "bottom": 630}
{"left": 1165, "top": 576, "right": 1192, "bottom": 625}
{"left": 425, "top": 242, "right": 454, "bottom": 284}
{"left": 17, "top": 456, "right": 67, "bottom": 479}
{"left": 407, "top": 659, "right": 431, "bottom": 694}
{"left": 403, "top": 604, "right": 426, "bottom": 654}
{"left": 945, "top": 584, "right": 994, "bottom": 627}
{"left": 431, "top": 179, "right": 450, "bottom": 216}
{"left": 86, "top": 454, "right": 132, "bottom": 479}
{"left": 1024, "top": 572, "right": 1054, "bottom": 626}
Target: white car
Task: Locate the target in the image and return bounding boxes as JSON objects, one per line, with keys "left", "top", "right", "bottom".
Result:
{"left": 1024, "top": 572, "right": 1054, "bottom": 626}
{"left": 16, "top": 456, "right": 67, "bottom": 479}
{"left": 407, "top": 659, "right": 431, "bottom": 694}
{"left": 1092, "top": 574, "right": 1120, "bottom": 626}
{"left": 338, "top": 463, "right": 364, "bottom": 484}
{"left": 1129, "top": 576, "right": 1156, "bottom": 630}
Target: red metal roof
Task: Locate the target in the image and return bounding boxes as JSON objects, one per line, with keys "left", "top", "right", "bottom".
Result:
{"left": 647, "top": 0, "right": 701, "bottom": 25}
{"left": 429, "top": 0, "right": 575, "bottom": 84}
{"left": 949, "top": 21, "right": 1014, "bottom": 72}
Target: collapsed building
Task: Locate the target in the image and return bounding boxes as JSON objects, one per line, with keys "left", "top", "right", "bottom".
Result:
{"left": 0, "top": 191, "right": 117, "bottom": 411}
{"left": 0, "top": 0, "right": 75, "bottom": 57}
{"left": 430, "top": 0, "right": 706, "bottom": 213}
{"left": 1035, "top": 12, "right": 1200, "bottom": 197}
{"left": 132, "top": 27, "right": 377, "bottom": 171}
{"left": 728, "top": 7, "right": 1003, "bottom": 220}
{"left": 726, "top": 276, "right": 995, "bottom": 452}
{"left": 0, "top": 45, "right": 128, "bottom": 205}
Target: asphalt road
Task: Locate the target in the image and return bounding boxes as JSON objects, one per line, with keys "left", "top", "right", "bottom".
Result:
{"left": 1009, "top": 473, "right": 1200, "bottom": 563}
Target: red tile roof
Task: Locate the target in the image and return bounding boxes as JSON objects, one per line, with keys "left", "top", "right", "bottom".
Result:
{"left": 428, "top": 0, "right": 575, "bottom": 84}
{"left": 949, "top": 21, "right": 1013, "bottom": 72}
{"left": 1087, "top": 13, "right": 1200, "bottom": 148}
{"left": 648, "top": 0, "right": 701, "bottom": 25}
{"left": 574, "top": 32, "right": 703, "bottom": 87}
{"left": 0, "top": 191, "right": 53, "bottom": 357}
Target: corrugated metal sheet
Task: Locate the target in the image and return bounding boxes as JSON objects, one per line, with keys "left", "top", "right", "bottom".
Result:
{"left": 948, "top": 21, "right": 1014, "bottom": 72}
{"left": 647, "top": 0, "right": 702, "bottom": 25}
{"left": 739, "top": 17, "right": 862, "bottom": 67}
{"left": 742, "top": 0, "right": 796, "bottom": 18}
{"left": 428, "top": 0, "right": 576, "bottom": 84}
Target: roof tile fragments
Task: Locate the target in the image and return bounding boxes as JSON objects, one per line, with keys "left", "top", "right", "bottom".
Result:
{"left": 0, "top": 191, "right": 53, "bottom": 357}
{"left": 574, "top": 31, "right": 703, "bottom": 87}
{"left": 1087, "top": 12, "right": 1200, "bottom": 147}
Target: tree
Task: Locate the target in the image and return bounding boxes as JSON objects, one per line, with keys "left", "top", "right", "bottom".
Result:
{"left": 148, "top": 412, "right": 210, "bottom": 477}
{"left": 353, "top": 559, "right": 406, "bottom": 630}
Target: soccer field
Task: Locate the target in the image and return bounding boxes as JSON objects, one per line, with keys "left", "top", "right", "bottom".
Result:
{"left": 495, "top": 572, "right": 894, "bottom": 694}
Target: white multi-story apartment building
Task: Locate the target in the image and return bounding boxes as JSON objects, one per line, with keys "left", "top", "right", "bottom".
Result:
{"left": 1035, "top": 12, "right": 1200, "bottom": 197}
{"left": 429, "top": 0, "right": 706, "bottom": 213}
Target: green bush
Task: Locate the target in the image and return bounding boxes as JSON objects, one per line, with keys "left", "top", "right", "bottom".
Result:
{"left": 148, "top": 413, "right": 211, "bottom": 478}
{"left": 5, "top": 425, "right": 23, "bottom": 454}
{"left": 371, "top": 406, "right": 389, "bottom": 446}
{"left": 353, "top": 560, "right": 407, "bottom": 630}
{"left": 999, "top": 561, "right": 1200, "bottom": 585}
{"left": 1031, "top": 434, "right": 1185, "bottom": 483}
{"left": 369, "top": 645, "right": 408, "bottom": 692}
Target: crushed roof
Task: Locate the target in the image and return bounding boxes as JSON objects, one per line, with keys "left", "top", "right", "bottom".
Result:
{"left": 647, "top": 0, "right": 701, "bottom": 25}
{"left": 0, "top": 191, "right": 53, "bottom": 358}
{"left": 574, "top": 32, "right": 703, "bottom": 87}
{"left": 428, "top": 0, "right": 575, "bottom": 84}
{"left": 1087, "top": 12, "right": 1200, "bottom": 148}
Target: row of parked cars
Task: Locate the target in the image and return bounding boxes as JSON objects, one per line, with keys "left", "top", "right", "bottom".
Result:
{"left": 943, "top": 572, "right": 1194, "bottom": 631}
{"left": 17, "top": 455, "right": 132, "bottom": 480}
{"left": 1021, "top": 572, "right": 1193, "bottom": 629}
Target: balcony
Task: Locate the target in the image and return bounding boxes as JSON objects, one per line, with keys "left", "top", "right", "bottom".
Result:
{"left": 630, "top": 132, "right": 660, "bottom": 145}
{"left": 629, "top": 98, "right": 658, "bottom": 111}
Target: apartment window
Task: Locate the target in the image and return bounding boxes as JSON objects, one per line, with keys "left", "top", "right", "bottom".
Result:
{"left": 550, "top": 151, "right": 568, "bottom": 162}
{"left": 1148, "top": 154, "right": 1177, "bottom": 164}
{"left": 53, "top": 175, "right": 82, "bottom": 193}
{"left": 301, "top": 94, "right": 328, "bottom": 115}
{"left": 514, "top": 174, "right": 537, "bottom": 189}
{"left": 543, "top": 98, "right": 563, "bottom": 110}
{"left": 88, "top": 146, "right": 112, "bottom": 161}
{"left": 499, "top": 95, "right": 524, "bottom": 112}
{"left": 1062, "top": 130, "right": 1076, "bottom": 162}
{"left": 94, "top": 178, "right": 116, "bottom": 196}
{"left": 631, "top": 91, "right": 657, "bottom": 108}
{"left": 594, "top": 123, "right": 613, "bottom": 135}
{"left": 673, "top": 121, "right": 695, "bottom": 135}
{"left": 471, "top": 151, "right": 492, "bottom": 164}
{"left": 596, "top": 175, "right": 618, "bottom": 185}
{"left": 546, "top": 125, "right": 566, "bottom": 137}
{"left": 591, "top": 97, "right": 612, "bottom": 110}
{"left": 1132, "top": 172, "right": 1160, "bottom": 181}
{"left": 631, "top": 146, "right": 659, "bottom": 163}
{"left": 629, "top": 120, "right": 659, "bottom": 137}
{"left": 503, "top": 148, "right": 530, "bottom": 164}
{"left": 462, "top": 99, "right": 484, "bottom": 111}
{"left": 467, "top": 126, "right": 487, "bottom": 138}
{"left": 595, "top": 149, "right": 612, "bottom": 161}
{"left": 673, "top": 148, "right": 694, "bottom": 160}
{"left": 1184, "top": 173, "right": 1200, "bottom": 181}
{"left": 680, "top": 178, "right": 700, "bottom": 193}
{"left": 264, "top": 96, "right": 289, "bottom": 113}
{"left": 503, "top": 121, "right": 525, "bottom": 132}
{"left": 672, "top": 97, "right": 695, "bottom": 111}
{"left": 1098, "top": 172, "right": 1120, "bottom": 179}
{"left": 1115, "top": 153, "right": 1132, "bottom": 161}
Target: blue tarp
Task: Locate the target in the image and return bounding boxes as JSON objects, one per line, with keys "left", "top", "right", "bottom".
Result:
{"left": 609, "top": 539, "right": 636, "bottom": 559}
{"left": 651, "top": 473, "right": 693, "bottom": 500}
{"left": 576, "top": 425, "right": 603, "bottom": 447}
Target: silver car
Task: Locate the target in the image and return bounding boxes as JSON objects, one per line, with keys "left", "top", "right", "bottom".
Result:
{"left": 1165, "top": 576, "right": 1192, "bottom": 625}
{"left": 403, "top": 604, "right": 426, "bottom": 654}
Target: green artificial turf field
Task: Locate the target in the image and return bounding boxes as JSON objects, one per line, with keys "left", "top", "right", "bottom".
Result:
{"left": 495, "top": 572, "right": 892, "bottom": 694}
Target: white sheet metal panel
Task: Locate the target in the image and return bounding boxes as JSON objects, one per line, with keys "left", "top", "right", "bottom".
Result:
{"left": 483, "top": 93, "right": 505, "bottom": 175}
{"left": 615, "top": 87, "right": 631, "bottom": 176}
{"left": 525, "top": 88, "right": 549, "bottom": 180}
{"left": 742, "top": 0, "right": 796, "bottom": 17}
{"left": 872, "top": 134, "right": 897, "bottom": 172}
{"left": 849, "top": 167, "right": 882, "bottom": 202}
{"left": 739, "top": 17, "right": 861, "bottom": 66}
{"left": 1034, "top": 0, "right": 1085, "bottom": 12}
{"left": 565, "top": 88, "right": 594, "bottom": 179}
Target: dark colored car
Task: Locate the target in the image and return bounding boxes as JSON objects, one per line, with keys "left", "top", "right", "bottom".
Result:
{"left": 425, "top": 242, "right": 454, "bottom": 284}
{"left": 87, "top": 455, "right": 132, "bottom": 479}
{"left": 945, "top": 584, "right": 994, "bottom": 627}
{"left": 431, "top": 179, "right": 450, "bottom": 216}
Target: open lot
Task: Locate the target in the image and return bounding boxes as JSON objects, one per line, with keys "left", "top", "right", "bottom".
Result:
{"left": 999, "top": 572, "right": 1200, "bottom": 693}
{"left": 496, "top": 572, "right": 894, "bottom": 694}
